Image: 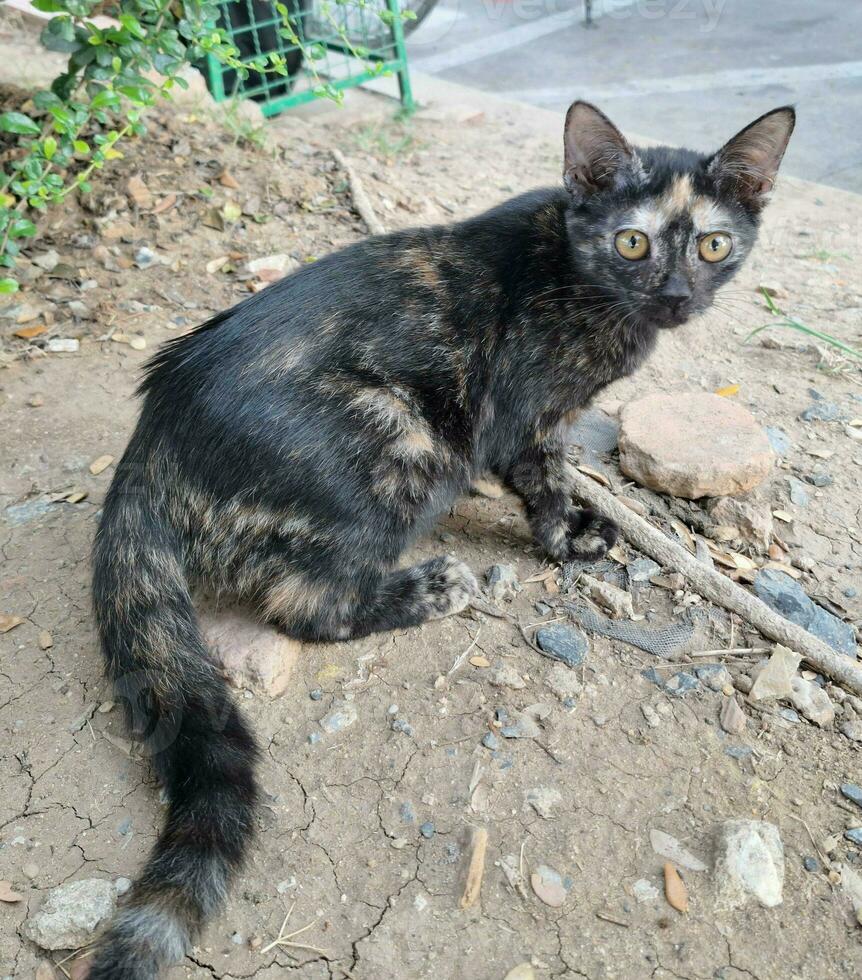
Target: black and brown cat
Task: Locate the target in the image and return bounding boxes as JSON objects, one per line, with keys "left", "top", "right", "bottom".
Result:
{"left": 88, "top": 101, "right": 794, "bottom": 977}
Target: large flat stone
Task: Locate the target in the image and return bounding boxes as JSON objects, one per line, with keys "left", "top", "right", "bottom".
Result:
{"left": 201, "top": 608, "right": 301, "bottom": 697}
{"left": 618, "top": 393, "right": 774, "bottom": 499}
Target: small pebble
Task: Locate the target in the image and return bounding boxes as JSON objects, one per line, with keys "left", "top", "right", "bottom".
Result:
{"left": 844, "top": 828, "right": 862, "bottom": 846}
{"left": 309, "top": 688, "right": 322, "bottom": 701}
{"left": 841, "top": 783, "right": 862, "bottom": 809}
{"left": 307, "top": 732, "right": 321, "bottom": 745}
{"left": 419, "top": 822, "right": 435, "bottom": 839}
{"left": 22, "top": 863, "right": 39, "bottom": 880}
{"left": 802, "top": 857, "right": 820, "bottom": 873}
{"left": 482, "top": 732, "right": 501, "bottom": 751}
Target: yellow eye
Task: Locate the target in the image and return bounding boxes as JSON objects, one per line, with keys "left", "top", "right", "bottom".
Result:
{"left": 699, "top": 232, "right": 732, "bottom": 263}
{"left": 614, "top": 229, "right": 649, "bottom": 260}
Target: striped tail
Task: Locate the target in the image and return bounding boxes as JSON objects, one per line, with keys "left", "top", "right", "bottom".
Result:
{"left": 88, "top": 473, "right": 258, "bottom": 979}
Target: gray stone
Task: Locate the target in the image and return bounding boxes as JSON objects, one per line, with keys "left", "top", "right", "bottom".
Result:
{"left": 482, "top": 732, "right": 501, "bottom": 751}
{"left": 581, "top": 574, "right": 634, "bottom": 619}
{"left": 23, "top": 878, "right": 117, "bottom": 950}
{"left": 501, "top": 711, "right": 542, "bottom": 739}
{"left": 753, "top": 570, "right": 857, "bottom": 657}
{"left": 840, "top": 783, "right": 862, "bottom": 809}
{"left": 779, "top": 708, "right": 800, "bottom": 724}
{"left": 696, "top": 664, "right": 734, "bottom": 692}
{"left": 4, "top": 499, "right": 56, "bottom": 526}
{"left": 544, "top": 662, "right": 583, "bottom": 702}
{"left": 707, "top": 495, "right": 773, "bottom": 552}
{"left": 844, "top": 829, "right": 862, "bottom": 846}
{"left": 749, "top": 645, "right": 801, "bottom": 701}
{"left": 789, "top": 676, "right": 835, "bottom": 728}
{"left": 765, "top": 427, "right": 791, "bottom": 456}
{"left": 536, "top": 624, "right": 588, "bottom": 668}
{"left": 714, "top": 819, "right": 784, "bottom": 909}
{"left": 649, "top": 829, "right": 708, "bottom": 872}
{"left": 419, "top": 821, "right": 435, "bottom": 839}
{"left": 319, "top": 701, "right": 357, "bottom": 733}
{"left": 800, "top": 401, "right": 841, "bottom": 422}
{"left": 627, "top": 558, "right": 661, "bottom": 584}
{"left": 787, "top": 477, "right": 810, "bottom": 507}
{"left": 490, "top": 662, "right": 526, "bottom": 690}
{"left": 486, "top": 564, "right": 520, "bottom": 602}
{"left": 802, "top": 856, "right": 820, "bottom": 873}
{"left": 665, "top": 672, "right": 700, "bottom": 696}
{"left": 805, "top": 469, "right": 833, "bottom": 487}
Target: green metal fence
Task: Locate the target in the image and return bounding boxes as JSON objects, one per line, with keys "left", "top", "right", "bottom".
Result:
{"left": 205, "top": 0, "right": 415, "bottom": 116}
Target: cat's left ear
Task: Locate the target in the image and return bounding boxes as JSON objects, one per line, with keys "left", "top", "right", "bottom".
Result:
{"left": 708, "top": 106, "right": 795, "bottom": 210}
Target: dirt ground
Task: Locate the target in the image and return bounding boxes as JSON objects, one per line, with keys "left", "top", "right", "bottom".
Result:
{"left": 2, "top": 13, "right": 862, "bottom": 980}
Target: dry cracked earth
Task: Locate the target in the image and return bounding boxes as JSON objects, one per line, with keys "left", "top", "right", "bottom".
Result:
{"left": 2, "top": 21, "right": 862, "bottom": 980}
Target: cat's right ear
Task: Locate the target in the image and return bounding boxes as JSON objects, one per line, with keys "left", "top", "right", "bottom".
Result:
{"left": 563, "top": 101, "right": 636, "bottom": 195}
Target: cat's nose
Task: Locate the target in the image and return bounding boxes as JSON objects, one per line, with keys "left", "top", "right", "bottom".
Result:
{"left": 660, "top": 274, "right": 692, "bottom": 311}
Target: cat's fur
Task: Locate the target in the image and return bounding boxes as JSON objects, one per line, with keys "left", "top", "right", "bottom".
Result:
{"left": 88, "top": 102, "right": 794, "bottom": 978}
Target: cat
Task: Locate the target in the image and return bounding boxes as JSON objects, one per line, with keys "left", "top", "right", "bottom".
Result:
{"left": 87, "top": 101, "right": 794, "bottom": 978}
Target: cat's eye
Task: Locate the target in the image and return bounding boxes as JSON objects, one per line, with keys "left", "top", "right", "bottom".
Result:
{"left": 614, "top": 229, "right": 649, "bottom": 261}
{"left": 699, "top": 232, "right": 733, "bottom": 263}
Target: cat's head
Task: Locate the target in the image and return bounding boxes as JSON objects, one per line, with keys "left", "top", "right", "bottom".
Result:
{"left": 562, "top": 101, "right": 795, "bottom": 329}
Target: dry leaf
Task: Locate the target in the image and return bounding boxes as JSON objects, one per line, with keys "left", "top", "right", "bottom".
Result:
{"left": 219, "top": 169, "right": 240, "bottom": 189}
{"left": 763, "top": 561, "right": 802, "bottom": 579}
{"left": 0, "top": 614, "right": 24, "bottom": 634}
{"left": 607, "top": 543, "right": 629, "bottom": 565}
{"left": 206, "top": 255, "right": 229, "bottom": 275}
{"left": 0, "top": 880, "right": 23, "bottom": 902}
{"left": 670, "top": 519, "right": 696, "bottom": 553}
{"left": 715, "top": 383, "right": 740, "bottom": 397}
{"left": 663, "top": 862, "right": 688, "bottom": 913}
{"left": 576, "top": 465, "right": 611, "bottom": 488}
{"left": 65, "top": 490, "right": 88, "bottom": 504}
{"left": 13, "top": 323, "right": 47, "bottom": 340}
{"left": 151, "top": 192, "right": 178, "bottom": 215}
{"left": 523, "top": 567, "right": 558, "bottom": 584}
{"left": 469, "top": 655, "right": 490, "bottom": 668}
{"left": 729, "top": 551, "right": 757, "bottom": 571}
{"left": 126, "top": 174, "right": 152, "bottom": 209}
{"left": 89, "top": 454, "right": 114, "bottom": 476}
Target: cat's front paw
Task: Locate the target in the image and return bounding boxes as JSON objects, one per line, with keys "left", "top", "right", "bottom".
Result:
{"left": 421, "top": 555, "right": 479, "bottom": 619}
{"left": 566, "top": 506, "right": 618, "bottom": 561}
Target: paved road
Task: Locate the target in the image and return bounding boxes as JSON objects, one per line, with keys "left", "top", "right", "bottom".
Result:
{"left": 407, "top": 0, "right": 862, "bottom": 193}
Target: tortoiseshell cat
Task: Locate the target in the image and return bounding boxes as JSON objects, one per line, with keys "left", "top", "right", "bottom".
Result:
{"left": 89, "top": 102, "right": 794, "bottom": 977}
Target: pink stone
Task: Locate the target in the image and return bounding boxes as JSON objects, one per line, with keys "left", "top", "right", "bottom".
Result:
{"left": 618, "top": 393, "right": 774, "bottom": 499}
{"left": 201, "top": 609, "right": 300, "bottom": 697}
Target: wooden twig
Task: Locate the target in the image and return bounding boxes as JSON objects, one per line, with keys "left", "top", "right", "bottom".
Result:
{"left": 569, "top": 468, "right": 862, "bottom": 696}
{"left": 459, "top": 827, "right": 489, "bottom": 909}
{"left": 331, "top": 148, "right": 385, "bottom": 236}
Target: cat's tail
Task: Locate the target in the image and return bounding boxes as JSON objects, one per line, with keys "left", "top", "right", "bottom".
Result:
{"left": 88, "top": 466, "right": 258, "bottom": 980}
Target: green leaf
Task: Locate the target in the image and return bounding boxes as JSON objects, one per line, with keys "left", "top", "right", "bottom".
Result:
{"left": 9, "top": 218, "right": 37, "bottom": 239}
{"left": 0, "top": 278, "right": 19, "bottom": 294}
{"left": 43, "top": 136, "right": 57, "bottom": 160}
{"left": 73, "top": 140, "right": 90, "bottom": 154}
{"left": 31, "top": 0, "right": 63, "bottom": 10}
{"left": 0, "top": 112, "right": 41, "bottom": 136}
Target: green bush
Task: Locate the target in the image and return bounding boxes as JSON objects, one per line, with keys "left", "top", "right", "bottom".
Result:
{"left": 0, "top": 0, "right": 412, "bottom": 294}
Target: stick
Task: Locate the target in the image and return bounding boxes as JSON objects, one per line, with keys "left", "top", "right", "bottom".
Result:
{"left": 459, "top": 827, "right": 489, "bottom": 909}
{"left": 568, "top": 469, "right": 862, "bottom": 696}
{"left": 331, "top": 149, "right": 385, "bottom": 236}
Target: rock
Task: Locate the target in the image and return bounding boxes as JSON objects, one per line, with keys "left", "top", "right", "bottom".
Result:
{"left": 789, "top": 677, "right": 835, "bottom": 727}
{"left": 734, "top": 674, "right": 753, "bottom": 695}
{"left": 649, "top": 829, "right": 708, "bottom": 872}
{"left": 665, "top": 672, "right": 699, "bottom": 696}
{"left": 802, "top": 856, "right": 820, "bottom": 873}
{"left": 754, "top": 568, "right": 856, "bottom": 659}
{"left": 201, "top": 610, "right": 300, "bottom": 696}
{"left": 618, "top": 393, "right": 774, "bottom": 499}
{"left": 22, "top": 862, "right": 39, "bottom": 880}
{"left": 245, "top": 253, "right": 297, "bottom": 277}
{"left": 581, "top": 574, "right": 634, "bottom": 618}
{"left": 841, "top": 864, "right": 862, "bottom": 923}
{"left": 841, "top": 720, "right": 862, "bottom": 743}
{"left": 23, "top": 878, "right": 116, "bottom": 950}
{"left": 844, "top": 829, "right": 862, "bottom": 846}
{"left": 490, "top": 662, "right": 526, "bottom": 690}
{"left": 748, "top": 645, "right": 801, "bottom": 701}
{"left": 525, "top": 786, "right": 562, "bottom": 819}
{"left": 714, "top": 819, "right": 784, "bottom": 909}
{"left": 530, "top": 865, "right": 569, "bottom": 907}
{"left": 708, "top": 496, "right": 773, "bottom": 552}
{"left": 627, "top": 558, "right": 661, "bottom": 584}
{"left": 632, "top": 878, "right": 659, "bottom": 903}
{"left": 720, "top": 696, "right": 746, "bottom": 734}
{"left": 32, "top": 250, "right": 60, "bottom": 272}
{"left": 536, "top": 624, "right": 588, "bottom": 668}
{"left": 482, "top": 732, "right": 501, "bottom": 751}
{"left": 544, "top": 662, "right": 583, "bottom": 701}
{"left": 641, "top": 703, "right": 661, "bottom": 728}
{"left": 778, "top": 707, "right": 800, "bottom": 724}
{"left": 504, "top": 965, "right": 536, "bottom": 980}
{"left": 134, "top": 246, "right": 156, "bottom": 269}
{"left": 46, "top": 338, "right": 79, "bottom": 353}
{"left": 501, "top": 706, "right": 548, "bottom": 739}
{"left": 800, "top": 401, "right": 840, "bottom": 422}
{"left": 126, "top": 174, "right": 153, "bottom": 209}
{"left": 486, "top": 564, "right": 520, "bottom": 601}
{"left": 787, "top": 477, "right": 810, "bottom": 507}
{"left": 840, "top": 783, "right": 862, "bottom": 809}
{"left": 419, "top": 821, "right": 435, "bottom": 839}
{"left": 35, "top": 962, "right": 55, "bottom": 980}
{"left": 765, "top": 426, "right": 791, "bottom": 456}
{"left": 696, "top": 664, "right": 733, "bottom": 692}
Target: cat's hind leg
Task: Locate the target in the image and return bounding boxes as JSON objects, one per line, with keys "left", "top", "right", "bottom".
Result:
{"left": 263, "top": 555, "right": 477, "bottom": 642}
